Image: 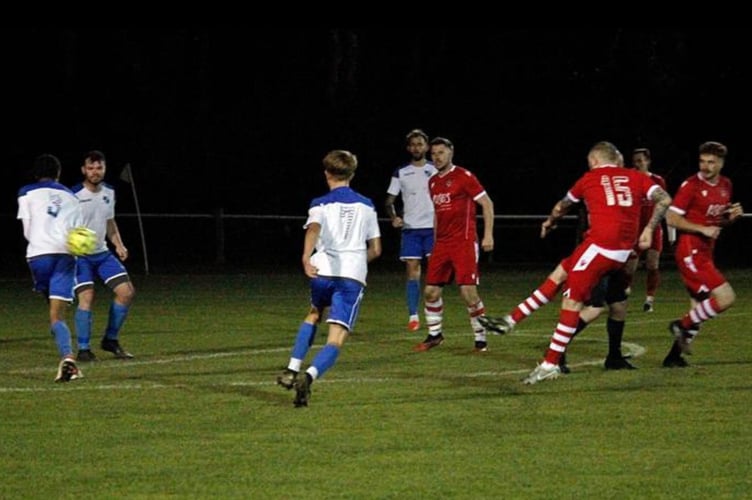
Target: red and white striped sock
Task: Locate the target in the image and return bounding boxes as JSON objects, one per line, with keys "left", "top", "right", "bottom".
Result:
{"left": 468, "top": 300, "right": 486, "bottom": 339}
{"left": 424, "top": 298, "right": 444, "bottom": 336}
{"left": 509, "top": 278, "right": 561, "bottom": 325}
{"left": 543, "top": 309, "right": 580, "bottom": 365}
{"left": 680, "top": 297, "right": 721, "bottom": 337}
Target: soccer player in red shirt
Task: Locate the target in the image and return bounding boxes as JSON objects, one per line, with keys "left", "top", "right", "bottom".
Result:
{"left": 413, "top": 137, "right": 496, "bottom": 353}
{"left": 663, "top": 141, "right": 744, "bottom": 367}
{"left": 624, "top": 148, "right": 670, "bottom": 312}
{"left": 520, "top": 141, "right": 671, "bottom": 384}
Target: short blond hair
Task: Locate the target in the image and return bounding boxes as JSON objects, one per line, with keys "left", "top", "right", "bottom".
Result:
{"left": 589, "top": 141, "right": 622, "bottom": 165}
{"left": 323, "top": 150, "right": 358, "bottom": 180}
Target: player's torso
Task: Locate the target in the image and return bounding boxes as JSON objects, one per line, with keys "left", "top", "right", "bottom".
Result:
{"left": 397, "top": 163, "right": 436, "bottom": 229}
{"left": 19, "top": 183, "right": 80, "bottom": 255}
{"left": 576, "top": 167, "right": 648, "bottom": 249}
{"left": 675, "top": 174, "right": 732, "bottom": 227}
{"left": 429, "top": 166, "right": 479, "bottom": 242}
{"left": 73, "top": 184, "right": 115, "bottom": 250}
{"left": 308, "top": 187, "right": 380, "bottom": 283}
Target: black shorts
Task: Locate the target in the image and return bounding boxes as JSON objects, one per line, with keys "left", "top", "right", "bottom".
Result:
{"left": 585, "top": 269, "right": 628, "bottom": 307}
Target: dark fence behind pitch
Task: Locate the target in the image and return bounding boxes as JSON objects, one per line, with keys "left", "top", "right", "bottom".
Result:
{"left": 1, "top": 213, "right": 749, "bottom": 275}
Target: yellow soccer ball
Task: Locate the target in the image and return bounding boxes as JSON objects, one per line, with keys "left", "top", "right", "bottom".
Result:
{"left": 67, "top": 227, "right": 97, "bottom": 256}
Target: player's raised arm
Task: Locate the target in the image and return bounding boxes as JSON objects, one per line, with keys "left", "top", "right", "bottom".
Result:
{"left": 541, "top": 196, "right": 574, "bottom": 239}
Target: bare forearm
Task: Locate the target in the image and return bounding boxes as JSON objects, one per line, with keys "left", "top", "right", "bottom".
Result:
{"left": 540, "top": 197, "right": 573, "bottom": 239}
{"left": 107, "top": 220, "right": 125, "bottom": 248}
{"left": 302, "top": 225, "right": 320, "bottom": 262}
{"left": 107, "top": 219, "right": 129, "bottom": 260}
{"left": 645, "top": 189, "right": 671, "bottom": 231}
{"left": 482, "top": 199, "right": 494, "bottom": 239}
{"left": 721, "top": 202, "right": 744, "bottom": 226}
{"left": 665, "top": 209, "right": 721, "bottom": 240}
{"left": 384, "top": 195, "right": 398, "bottom": 220}
{"left": 548, "top": 197, "right": 572, "bottom": 225}
{"left": 367, "top": 238, "right": 382, "bottom": 262}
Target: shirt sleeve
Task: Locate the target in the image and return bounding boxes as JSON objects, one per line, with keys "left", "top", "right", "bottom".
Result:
{"left": 386, "top": 175, "right": 401, "bottom": 196}
{"left": 304, "top": 204, "right": 324, "bottom": 229}
{"left": 366, "top": 207, "right": 381, "bottom": 240}
{"left": 17, "top": 195, "right": 29, "bottom": 220}
{"left": 670, "top": 180, "right": 692, "bottom": 214}
{"left": 566, "top": 176, "right": 584, "bottom": 203}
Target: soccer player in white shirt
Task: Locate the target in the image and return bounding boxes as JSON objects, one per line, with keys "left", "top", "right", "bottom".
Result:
{"left": 385, "top": 129, "right": 437, "bottom": 332}
{"left": 71, "top": 151, "right": 135, "bottom": 361}
{"left": 277, "top": 150, "right": 382, "bottom": 407}
{"left": 17, "top": 154, "right": 83, "bottom": 382}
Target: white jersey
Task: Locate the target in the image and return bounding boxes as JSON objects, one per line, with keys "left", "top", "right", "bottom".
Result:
{"left": 305, "top": 186, "right": 381, "bottom": 285}
{"left": 386, "top": 162, "right": 436, "bottom": 230}
{"left": 71, "top": 182, "right": 115, "bottom": 253}
{"left": 17, "top": 181, "right": 83, "bottom": 258}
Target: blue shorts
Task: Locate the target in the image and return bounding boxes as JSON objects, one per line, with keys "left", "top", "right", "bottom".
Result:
{"left": 400, "top": 228, "right": 434, "bottom": 261}
{"left": 75, "top": 250, "right": 129, "bottom": 291}
{"left": 27, "top": 254, "right": 76, "bottom": 302}
{"left": 310, "top": 277, "right": 365, "bottom": 331}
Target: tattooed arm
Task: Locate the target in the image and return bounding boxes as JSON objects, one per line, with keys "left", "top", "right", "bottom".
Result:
{"left": 541, "top": 196, "right": 575, "bottom": 239}
{"left": 638, "top": 186, "right": 671, "bottom": 250}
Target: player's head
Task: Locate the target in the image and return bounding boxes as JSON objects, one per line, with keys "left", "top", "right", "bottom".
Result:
{"left": 405, "top": 129, "right": 429, "bottom": 162}
{"left": 632, "top": 148, "right": 651, "bottom": 172}
{"left": 82, "top": 150, "right": 107, "bottom": 185}
{"left": 588, "top": 141, "right": 622, "bottom": 169}
{"left": 429, "top": 137, "right": 454, "bottom": 171}
{"left": 698, "top": 141, "right": 727, "bottom": 181}
{"left": 406, "top": 129, "right": 429, "bottom": 144}
{"left": 323, "top": 150, "right": 357, "bottom": 181}
{"left": 84, "top": 150, "right": 106, "bottom": 164}
{"left": 33, "top": 154, "right": 62, "bottom": 181}
{"left": 699, "top": 141, "right": 727, "bottom": 160}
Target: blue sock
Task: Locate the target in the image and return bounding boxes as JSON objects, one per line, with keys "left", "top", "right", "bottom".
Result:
{"left": 51, "top": 320, "right": 74, "bottom": 358}
{"left": 291, "top": 322, "right": 317, "bottom": 360}
{"left": 310, "top": 344, "right": 340, "bottom": 379}
{"left": 407, "top": 279, "right": 420, "bottom": 316}
{"left": 105, "top": 303, "right": 130, "bottom": 340}
{"left": 75, "top": 309, "right": 93, "bottom": 350}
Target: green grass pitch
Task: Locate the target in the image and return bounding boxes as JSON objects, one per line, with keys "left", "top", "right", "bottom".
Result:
{"left": 1, "top": 266, "right": 750, "bottom": 498}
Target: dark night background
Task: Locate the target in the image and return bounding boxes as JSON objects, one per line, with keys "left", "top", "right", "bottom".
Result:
{"left": 2, "top": 28, "right": 750, "bottom": 271}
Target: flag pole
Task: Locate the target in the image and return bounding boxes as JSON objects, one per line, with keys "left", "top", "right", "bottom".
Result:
{"left": 121, "top": 163, "right": 150, "bottom": 275}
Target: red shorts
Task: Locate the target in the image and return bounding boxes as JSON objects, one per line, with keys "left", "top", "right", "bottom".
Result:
{"left": 560, "top": 241, "right": 629, "bottom": 303}
{"left": 426, "top": 240, "right": 479, "bottom": 286}
{"left": 674, "top": 237, "right": 726, "bottom": 298}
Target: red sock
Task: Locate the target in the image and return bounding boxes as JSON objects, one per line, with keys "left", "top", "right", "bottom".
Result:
{"left": 510, "top": 278, "right": 561, "bottom": 324}
{"left": 646, "top": 269, "right": 660, "bottom": 297}
{"left": 543, "top": 309, "right": 580, "bottom": 365}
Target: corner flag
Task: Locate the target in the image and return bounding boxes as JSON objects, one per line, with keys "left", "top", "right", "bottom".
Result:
{"left": 120, "top": 163, "right": 134, "bottom": 184}
{"left": 120, "top": 163, "right": 150, "bottom": 275}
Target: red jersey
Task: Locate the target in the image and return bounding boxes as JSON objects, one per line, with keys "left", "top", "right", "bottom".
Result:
{"left": 567, "top": 165, "right": 660, "bottom": 250}
{"left": 670, "top": 172, "right": 733, "bottom": 252}
{"left": 429, "top": 165, "right": 486, "bottom": 244}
